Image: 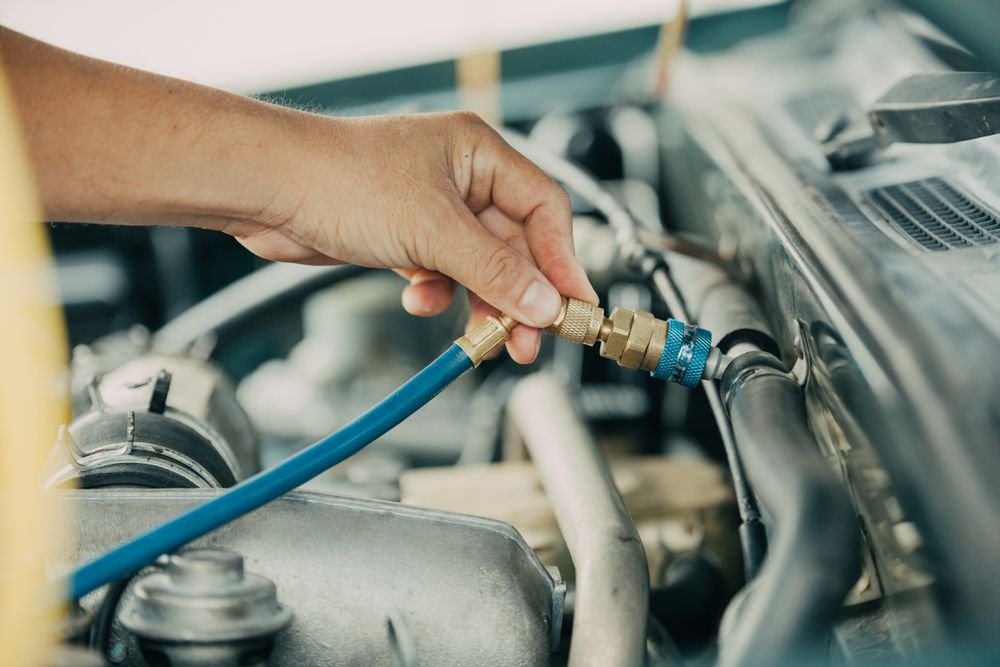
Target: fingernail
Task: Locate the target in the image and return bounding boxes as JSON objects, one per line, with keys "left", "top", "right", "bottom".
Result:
{"left": 401, "top": 286, "right": 430, "bottom": 315}
{"left": 517, "top": 280, "right": 561, "bottom": 327}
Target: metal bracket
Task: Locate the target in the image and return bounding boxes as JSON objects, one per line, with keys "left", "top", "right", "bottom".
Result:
{"left": 790, "top": 319, "right": 813, "bottom": 388}
{"left": 57, "top": 410, "right": 135, "bottom": 469}
{"left": 823, "top": 72, "right": 1000, "bottom": 169}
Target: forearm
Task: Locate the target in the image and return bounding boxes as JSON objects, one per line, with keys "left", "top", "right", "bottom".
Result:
{"left": 0, "top": 26, "right": 313, "bottom": 229}
{"left": 1, "top": 26, "right": 596, "bottom": 346}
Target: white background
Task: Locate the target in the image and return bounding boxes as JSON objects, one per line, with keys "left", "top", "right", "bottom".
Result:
{"left": 0, "top": 1, "right": 695, "bottom": 93}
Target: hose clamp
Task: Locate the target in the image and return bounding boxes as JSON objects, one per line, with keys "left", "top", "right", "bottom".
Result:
{"left": 669, "top": 323, "right": 698, "bottom": 384}
{"left": 718, "top": 352, "right": 792, "bottom": 412}
{"left": 652, "top": 320, "right": 713, "bottom": 388}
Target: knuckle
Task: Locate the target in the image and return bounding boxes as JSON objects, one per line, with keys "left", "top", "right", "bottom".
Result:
{"left": 553, "top": 184, "right": 572, "bottom": 211}
{"left": 536, "top": 252, "right": 566, "bottom": 276}
{"left": 453, "top": 110, "right": 486, "bottom": 129}
{"left": 478, "top": 245, "right": 521, "bottom": 294}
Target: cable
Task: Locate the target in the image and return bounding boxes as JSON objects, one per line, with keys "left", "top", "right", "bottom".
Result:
{"left": 68, "top": 342, "right": 475, "bottom": 600}
{"left": 502, "top": 129, "right": 643, "bottom": 254}
{"left": 88, "top": 577, "right": 128, "bottom": 654}
{"left": 653, "top": 267, "right": 766, "bottom": 579}
{"left": 86, "top": 566, "right": 154, "bottom": 658}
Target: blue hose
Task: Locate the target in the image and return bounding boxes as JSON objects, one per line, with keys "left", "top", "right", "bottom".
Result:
{"left": 69, "top": 343, "right": 473, "bottom": 600}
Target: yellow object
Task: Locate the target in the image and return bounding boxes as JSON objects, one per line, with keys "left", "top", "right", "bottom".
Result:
{"left": 653, "top": 0, "right": 689, "bottom": 96}
{"left": 455, "top": 313, "right": 516, "bottom": 366}
{"left": 456, "top": 49, "right": 502, "bottom": 126}
{"left": 0, "top": 62, "right": 70, "bottom": 665}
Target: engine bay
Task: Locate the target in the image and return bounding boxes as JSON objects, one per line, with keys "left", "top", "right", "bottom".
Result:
{"left": 7, "top": 1, "right": 1000, "bottom": 665}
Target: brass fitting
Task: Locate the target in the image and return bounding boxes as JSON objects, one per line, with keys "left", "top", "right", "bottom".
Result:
{"left": 456, "top": 314, "right": 517, "bottom": 367}
{"left": 545, "top": 297, "right": 666, "bottom": 372}
{"left": 545, "top": 297, "right": 606, "bottom": 346}
{"left": 456, "top": 297, "right": 730, "bottom": 382}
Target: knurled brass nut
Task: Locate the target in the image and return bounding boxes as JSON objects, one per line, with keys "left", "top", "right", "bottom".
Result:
{"left": 546, "top": 297, "right": 604, "bottom": 347}
{"left": 599, "top": 308, "right": 634, "bottom": 362}
{"left": 619, "top": 310, "right": 655, "bottom": 370}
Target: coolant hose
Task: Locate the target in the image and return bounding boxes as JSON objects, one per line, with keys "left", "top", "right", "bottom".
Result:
{"left": 719, "top": 352, "right": 860, "bottom": 666}
{"left": 69, "top": 343, "right": 474, "bottom": 600}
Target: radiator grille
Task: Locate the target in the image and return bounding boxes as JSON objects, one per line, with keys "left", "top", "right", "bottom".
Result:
{"left": 864, "top": 178, "right": 1000, "bottom": 251}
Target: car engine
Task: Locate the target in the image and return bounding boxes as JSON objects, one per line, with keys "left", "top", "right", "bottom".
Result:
{"left": 8, "top": 1, "right": 1000, "bottom": 665}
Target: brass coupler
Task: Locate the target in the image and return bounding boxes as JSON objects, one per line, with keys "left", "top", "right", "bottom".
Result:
{"left": 545, "top": 297, "right": 729, "bottom": 386}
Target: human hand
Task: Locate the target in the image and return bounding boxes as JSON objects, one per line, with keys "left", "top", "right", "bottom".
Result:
{"left": 2, "top": 27, "right": 593, "bottom": 363}
{"left": 229, "top": 111, "right": 597, "bottom": 363}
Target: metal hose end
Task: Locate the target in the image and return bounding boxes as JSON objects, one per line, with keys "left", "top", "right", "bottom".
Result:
{"left": 455, "top": 314, "right": 517, "bottom": 367}
{"left": 545, "top": 297, "right": 605, "bottom": 346}
{"left": 543, "top": 297, "right": 731, "bottom": 387}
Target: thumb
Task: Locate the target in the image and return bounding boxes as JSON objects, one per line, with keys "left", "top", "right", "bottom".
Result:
{"left": 435, "top": 213, "right": 562, "bottom": 328}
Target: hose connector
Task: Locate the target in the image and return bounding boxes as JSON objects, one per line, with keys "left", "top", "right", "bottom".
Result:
{"left": 456, "top": 314, "right": 517, "bottom": 367}
{"left": 545, "top": 297, "right": 730, "bottom": 386}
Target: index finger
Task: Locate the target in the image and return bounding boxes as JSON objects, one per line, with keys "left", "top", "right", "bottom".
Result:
{"left": 477, "top": 136, "right": 597, "bottom": 305}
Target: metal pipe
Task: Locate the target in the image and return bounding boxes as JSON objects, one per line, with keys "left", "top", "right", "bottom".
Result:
{"left": 153, "top": 263, "right": 365, "bottom": 354}
{"left": 508, "top": 373, "right": 649, "bottom": 667}
{"left": 658, "top": 252, "right": 779, "bottom": 356}
{"left": 652, "top": 267, "right": 767, "bottom": 580}
{"left": 506, "top": 125, "right": 767, "bottom": 579}
{"left": 719, "top": 352, "right": 860, "bottom": 667}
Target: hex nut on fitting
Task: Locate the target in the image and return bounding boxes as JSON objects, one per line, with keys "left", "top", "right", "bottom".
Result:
{"left": 641, "top": 318, "right": 668, "bottom": 372}
{"left": 599, "top": 308, "right": 635, "bottom": 362}
{"left": 619, "top": 310, "right": 655, "bottom": 370}
{"left": 541, "top": 296, "right": 725, "bottom": 384}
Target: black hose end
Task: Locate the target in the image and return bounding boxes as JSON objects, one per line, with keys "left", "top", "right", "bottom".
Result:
{"left": 715, "top": 329, "right": 782, "bottom": 359}
{"left": 634, "top": 250, "right": 669, "bottom": 278}
{"left": 720, "top": 351, "right": 787, "bottom": 393}
{"left": 619, "top": 239, "right": 667, "bottom": 277}
{"left": 738, "top": 519, "right": 768, "bottom": 581}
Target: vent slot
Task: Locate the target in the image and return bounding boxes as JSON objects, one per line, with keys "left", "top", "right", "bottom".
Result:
{"left": 864, "top": 178, "right": 1000, "bottom": 251}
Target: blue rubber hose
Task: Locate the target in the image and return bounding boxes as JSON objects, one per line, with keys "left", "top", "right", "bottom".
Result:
{"left": 69, "top": 343, "right": 474, "bottom": 600}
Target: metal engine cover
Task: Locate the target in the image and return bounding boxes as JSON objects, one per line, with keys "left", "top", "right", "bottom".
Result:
{"left": 56, "top": 489, "right": 563, "bottom": 666}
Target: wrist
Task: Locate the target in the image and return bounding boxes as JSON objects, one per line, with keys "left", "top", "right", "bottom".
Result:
{"left": 246, "top": 109, "right": 351, "bottom": 230}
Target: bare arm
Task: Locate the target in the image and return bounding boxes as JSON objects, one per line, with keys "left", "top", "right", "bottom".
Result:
{"left": 0, "top": 26, "right": 596, "bottom": 362}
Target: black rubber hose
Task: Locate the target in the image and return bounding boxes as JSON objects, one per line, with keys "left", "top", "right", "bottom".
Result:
{"left": 651, "top": 267, "right": 767, "bottom": 580}
{"left": 719, "top": 352, "right": 860, "bottom": 667}
{"left": 88, "top": 575, "right": 133, "bottom": 656}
